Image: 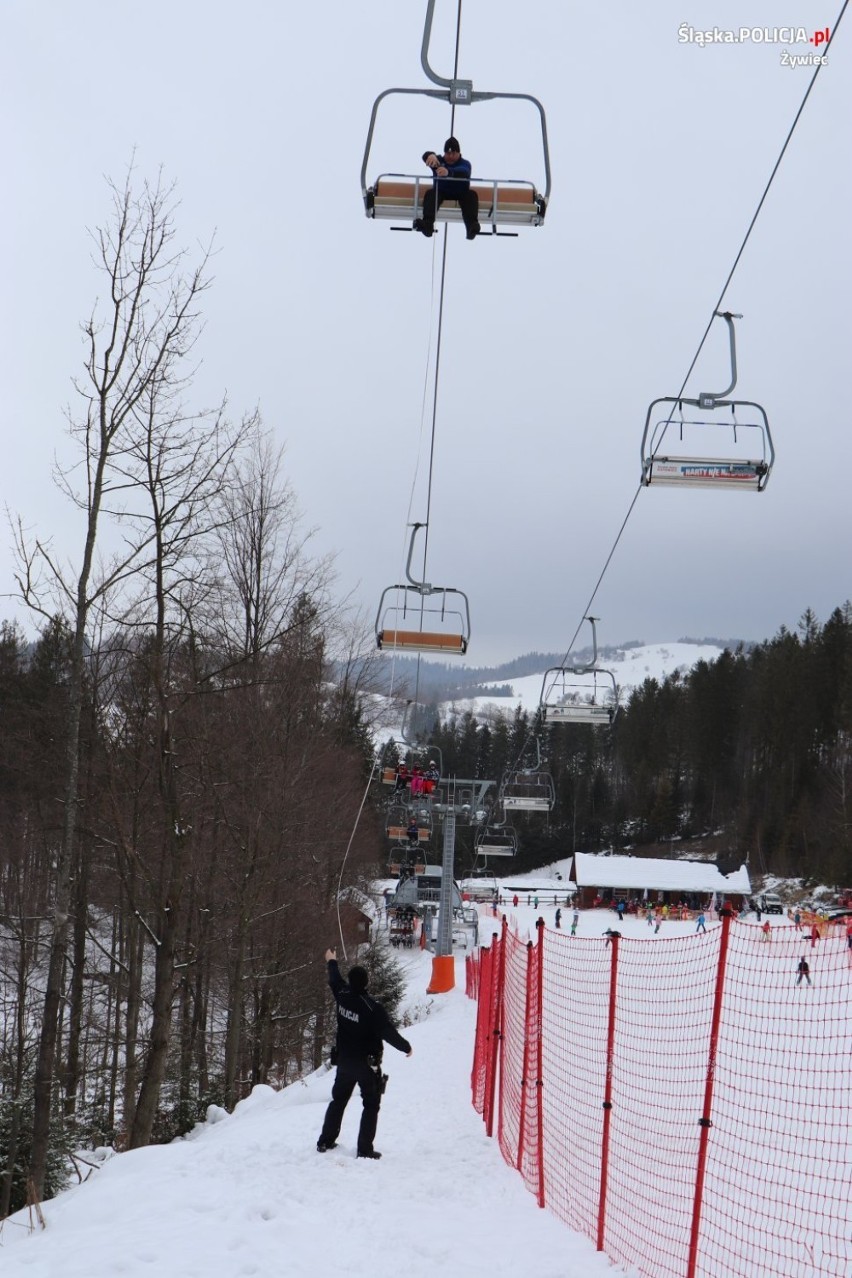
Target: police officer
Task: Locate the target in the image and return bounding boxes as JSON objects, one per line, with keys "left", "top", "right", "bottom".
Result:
{"left": 317, "top": 948, "right": 413, "bottom": 1159}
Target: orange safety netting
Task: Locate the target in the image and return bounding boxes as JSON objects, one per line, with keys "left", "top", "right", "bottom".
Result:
{"left": 469, "top": 914, "right": 852, "bottom": 1278}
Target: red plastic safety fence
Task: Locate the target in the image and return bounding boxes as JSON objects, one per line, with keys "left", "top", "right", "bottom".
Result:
{"left": 468, "top": 916, "right": 852, "bottom": 1277}
{"left": 497, "top": 928, "right": 540, "bottom": 1194}
{"left": 470, "top": 941, "right": 494, "bottom": 1116}
{"left": 465, "top": 951, "right": 480, "bottom": 1000}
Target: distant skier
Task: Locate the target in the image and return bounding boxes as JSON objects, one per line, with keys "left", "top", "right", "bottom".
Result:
{"left": 570, "top": 911, "right": 579, "bottom": 936}
{"left": 810, "top": 924, "right": 821, "bottom": 949}
{"left": 604, "top": 928, "right": 621, "bottom": 947}
{"left": 761, "top": 920, "right": 771, "bottom": 943}
{"left": 555, "top": 907, "right": 562, "bottom": 929}
{"left": 696, "top": 913, "right": 706, "bottom": 933}
{"left": 796, "top": 957, "right": 811, "bottom": 986}
{"left": 793, "top": 909, "right": 802, "bottom": 932}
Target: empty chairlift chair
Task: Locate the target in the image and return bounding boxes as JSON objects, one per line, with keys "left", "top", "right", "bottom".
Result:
{"left": 641, "top": 312, "right": 775, "bottom": 491}
{"left": 540, "top": 667, "right": 619, "bottom": 726}
{"left": 361, "top": 0, "right": 550, "bottom": 238}
{"left": 540, "top": 616, "right": 619, "bottom": 726}
{"left": 474, "top": 823, "right": 519, "bottom": 858}
{"left": 375, "top": 524, "right": 471, "bottom": 656}
{"left": 500, "top": 770, "right": 555, "bottom": 813}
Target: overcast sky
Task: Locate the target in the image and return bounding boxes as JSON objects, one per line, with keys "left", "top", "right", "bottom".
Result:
{"left": 2, "top": 1, "right": 849, "bottom": 665}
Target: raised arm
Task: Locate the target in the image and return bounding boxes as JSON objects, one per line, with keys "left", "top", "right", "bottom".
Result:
{"left": 325, "top": 948, "right": 344, "bottom": 995}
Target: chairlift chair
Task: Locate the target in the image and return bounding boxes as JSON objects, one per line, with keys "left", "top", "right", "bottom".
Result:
{"left": 474, "top": 823, "right": 519, "bottom": 858}
{"left": 361, "top": 0, "right": 551, "bottom": 237}
{"left": 500, "top": 739, "right": 555, "bottom": 812}
{"left": 500, "top": 771, "right": 555, "bottom": 812}
{"left": 540, "top": 617, "right": 619, "bottom": 726}
{"left": 540, "top": 668, "right": 618, "bottom": 726}
{"left": 641, "top": 313, "right": 774, "bottom": 491}
{"left": 376, "top": 524, "right": 471, "bottom": 655}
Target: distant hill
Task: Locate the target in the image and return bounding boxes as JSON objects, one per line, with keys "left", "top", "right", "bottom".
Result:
{"left": 354, "top": 639, "right": 742, "bottom": 729}
{"left": 437, "top": 641, "right": 729, "bottom": 719}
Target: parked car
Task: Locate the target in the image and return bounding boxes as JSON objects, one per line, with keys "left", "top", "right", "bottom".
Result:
{"left": 759, "top": 892, "right": 785, "bottom": 914}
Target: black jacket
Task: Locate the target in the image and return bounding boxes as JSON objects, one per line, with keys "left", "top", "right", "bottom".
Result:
{"left": 328, "top": 960, "right": 412, "bottom": 1062}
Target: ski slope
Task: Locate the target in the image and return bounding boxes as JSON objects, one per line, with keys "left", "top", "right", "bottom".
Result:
{"left": 1, "top": 941, "right": 635, "bottom": 1278}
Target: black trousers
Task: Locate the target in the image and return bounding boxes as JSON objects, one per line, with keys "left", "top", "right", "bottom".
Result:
{"left": 422, "top": 187, "right": 480, "bottom": 234}
{"left": 319, "top": 1058, "right": 382, "bottom": 1154}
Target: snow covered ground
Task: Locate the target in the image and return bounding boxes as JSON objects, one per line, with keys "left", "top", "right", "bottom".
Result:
{"left": 0, "top": 939, "right": 637, "bottom": 1278}
{"left": 0, "top": 887, "right": 810, "bottom": 1278}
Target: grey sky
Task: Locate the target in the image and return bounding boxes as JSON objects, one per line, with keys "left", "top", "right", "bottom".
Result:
{"left": 2, "top": 1, "right": 849, "bottom": 665}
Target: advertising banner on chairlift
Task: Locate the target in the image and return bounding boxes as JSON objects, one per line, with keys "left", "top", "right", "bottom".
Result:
{"left": 654, "top": 460, "right": 763, "bottom": 486}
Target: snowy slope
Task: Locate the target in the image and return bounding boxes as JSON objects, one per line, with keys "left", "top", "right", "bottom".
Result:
{"left": 442, "top": 641, "right": 724, "bottom": 719}
{"left": 0, "top": 947, "right": 635, "bottom": 1278}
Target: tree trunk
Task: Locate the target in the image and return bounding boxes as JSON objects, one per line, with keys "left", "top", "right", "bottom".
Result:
{"left": 129, "top": 907, "right": 178, "bottom": 1148}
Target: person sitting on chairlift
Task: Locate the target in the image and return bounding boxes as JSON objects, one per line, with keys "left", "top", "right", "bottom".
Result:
{"left": 409, "top": 765, "right": 425, "bottom": 795}
{"left": 415, "top": 138, "right": 481, "bottom": 241}
{"left": 406, "top": 819, "right": 419, "bottom": 847}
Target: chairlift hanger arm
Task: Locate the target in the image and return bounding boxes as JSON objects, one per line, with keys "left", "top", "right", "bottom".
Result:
{"left": 558, "top": 615, "right": 600, "bottom": 677}
{"left": 699, "top": 311, "right": 743, "bottom": 408}
{"left": 404, "top": 522, "right": 429, "bottom": 589}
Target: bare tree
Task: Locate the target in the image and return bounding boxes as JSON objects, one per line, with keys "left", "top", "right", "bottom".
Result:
{"left": 12, "top": 164, "right": 219, "bottom": 1194}
{"left": 208, "top": 433, "right": 333, "bottom": 665}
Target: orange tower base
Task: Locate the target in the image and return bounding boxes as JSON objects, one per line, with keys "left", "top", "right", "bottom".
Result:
{"left": 427, "top": 954, "right": 455, "bottom": 994}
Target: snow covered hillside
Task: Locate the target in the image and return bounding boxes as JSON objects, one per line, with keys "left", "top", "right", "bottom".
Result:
{"left": 442, "top": 641, "right": 724, "bottom": 720}
{"left": 1, "top": 945, "right": 634, "bottom": 1278}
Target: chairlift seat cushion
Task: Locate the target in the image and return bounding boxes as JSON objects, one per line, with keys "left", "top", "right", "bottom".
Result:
{"left": 502, "top": 797, "right": 552, "bottom": 811}
{"left": 545, "top": 705, "right": 613, "bottom": 723}
{"left": 378, "top": 629, "right": 467, "bottom": 654}
{"left": 371, "top": 178, "right": 543, "bottom": 225}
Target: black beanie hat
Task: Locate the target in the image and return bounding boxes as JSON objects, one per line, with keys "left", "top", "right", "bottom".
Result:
{"left": 444, "top": 136, "right": 461, "bottom": 152}
{"left": 348, "top": 966, "right": 369, "bottom": 994}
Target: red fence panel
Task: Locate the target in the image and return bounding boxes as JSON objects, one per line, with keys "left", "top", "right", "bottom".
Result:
{"left": 468, "top": 916, "right": 852, "bottom": 1277}
{"left": 496, "top": 928, "right": 530, "bottom": 1170}
{"left": 470, "top": 942, "right": 493, "bottom": 1116}
{"left": 693, "top": 922, "right": 852, "bottom": 1277}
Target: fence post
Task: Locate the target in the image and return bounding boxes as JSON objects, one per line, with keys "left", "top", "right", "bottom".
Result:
{"left": 471, "top": 943, "right": 493, "bottom": 1109}
{"left": 686, "top": 907, "right": 733, "bottom": 1278}
{"left": 484, "top": 928, "right": 505, "bottom": 1138}
{"left": 596, "top": 931, "right": 620, "bottom": 1252}
{"left": 535, "top": 916, "right": 546, "bottom": 1209}
{"left": 496, "top": 915, "right": 510, "bottom": 1149}
{"left": 516, "top": 939, "right": 535, "bottom": 1172}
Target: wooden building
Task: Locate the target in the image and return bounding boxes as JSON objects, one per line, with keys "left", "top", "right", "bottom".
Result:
{"left": 570, "top": 852, "right": 751, "bottom": 910}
